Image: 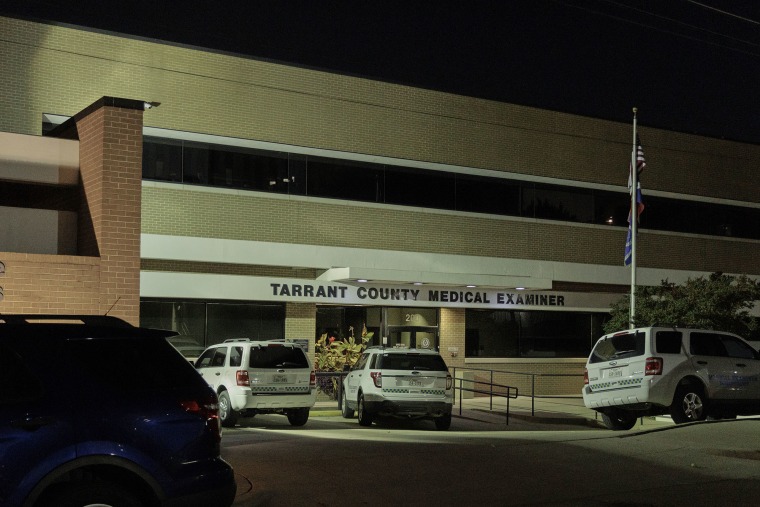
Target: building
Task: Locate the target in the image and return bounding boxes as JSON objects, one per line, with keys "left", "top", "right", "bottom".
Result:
{"left": 1, "top": 15, "right": 759, "bottom": 394}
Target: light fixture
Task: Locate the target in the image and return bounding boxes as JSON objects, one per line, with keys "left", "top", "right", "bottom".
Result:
{"left": 143, "top": 101, "right": 161, "bottom": 110}
{"left": 516, "top": 287, "right": 525, "bottom": 290}
{"left": 413, "top": 282, "right": 423, "bottom": 286}
{"left": 466, "top": 285, "right": 477, "bottom": 288}
{"left": 357, "top": 279, "right": 368, "bottom": 283}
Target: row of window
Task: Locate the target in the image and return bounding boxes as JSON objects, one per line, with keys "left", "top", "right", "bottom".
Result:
{"left": 143, "top": 137, "right": 760, "bottom": 240}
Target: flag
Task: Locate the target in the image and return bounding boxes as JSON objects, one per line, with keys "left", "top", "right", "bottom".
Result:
{"left": 624, "top": 139, "right": 646, "bottom": 266}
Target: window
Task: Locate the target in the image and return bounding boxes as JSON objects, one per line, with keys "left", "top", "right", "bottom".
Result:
{"left": 249, "top": 345, "right": 308, "bottom": 368}
{"left": 590, "top": 331, "right": 646, "bottom": 363}
{"left": 656, "top": 331, "right": 683, "bottom": 354}
{"left": 690, "top": 333, "right": 727, "bottom": 357}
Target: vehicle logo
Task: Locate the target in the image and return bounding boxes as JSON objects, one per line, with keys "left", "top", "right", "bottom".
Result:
{"left": 609, "top": 361, "right": 618, "bottom": 366}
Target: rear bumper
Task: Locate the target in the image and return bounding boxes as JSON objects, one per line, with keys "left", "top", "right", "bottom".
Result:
{"left": 231, "top": 390, "right": 316, "bottom": 411}
{"left": 363, "top": 397, "right": 452, "bottom": 418}
{"left": 582, "top": 377, "right": 672, "bottom": 411}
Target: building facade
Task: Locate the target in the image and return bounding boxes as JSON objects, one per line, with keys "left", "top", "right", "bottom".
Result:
{"left": 1, "top": 16, "right": 759, "bottom": 394}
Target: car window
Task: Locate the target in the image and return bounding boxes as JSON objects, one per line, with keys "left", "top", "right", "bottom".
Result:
{"left": 655, "top": 331, "right": 682, "bottom": 354}
{"left": 195, "top": 347, "right": 219, "bottom": 368}
{"left": 721, "top": 336, "right": 757, "bottom": 360}
{"left": 0, "top": 344, "right": 43, "bottom": 404}
{"left": 211, "top": 348, "right": 228, "bottom": 367}
{"left": 378, "top": 353, "right": 448, "bottom": 371}
{"left": 249, "top": 345, "right": 308, "bottom": 368}
{"left": 65, "top": 337, "right": 200, "bottom": 390}
{"left": 229, "top": 346, "right": 243, "bottom": 367}
{"left": 690, "top": 333, "right": 728, "bottom": 357}
{"left": 353, "top": 352, "right": 370, "bottom": 371}
{"left": 589, "top": 331, "right": 646, "bottom": 363}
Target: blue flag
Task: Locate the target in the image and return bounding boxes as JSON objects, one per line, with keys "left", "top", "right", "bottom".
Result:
{"left": 624, "top": 140, "right": 646, "bottom": 266}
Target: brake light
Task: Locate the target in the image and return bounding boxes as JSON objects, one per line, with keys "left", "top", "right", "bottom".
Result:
{"left": 446, "top": 373, "right": 453, "bottom": 390}
{"left": 310, "top": 370, "right": 316, "bottom": 388}
{"left": 181, "top": 396, "right": 221, "bottom": 440}
{"left": 583, "top": 368, "right": 589, "bottom": 385}
{"left": 236, "top": 370, "right": 250, "bottom": 386}
{"left": 370, "top": 371, "right": 382, "bottom": 388}
{"left": 645, "top": 357, "right": 663, "bottom": 375}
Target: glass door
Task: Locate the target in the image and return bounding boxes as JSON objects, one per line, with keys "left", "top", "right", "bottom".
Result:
{"left": 386, "top": 326, "right": 438, "bottom": 350}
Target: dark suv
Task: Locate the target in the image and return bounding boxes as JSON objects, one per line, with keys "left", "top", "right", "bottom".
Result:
{"left": 0, "top": 315, "right": 236, "bottom": 507}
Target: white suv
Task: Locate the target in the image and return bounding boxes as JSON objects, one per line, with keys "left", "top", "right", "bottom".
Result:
{"left": 583, "top": 327, "right": 760, "bottom": 430}
{"left": 195, "top": 339, "right": 316, "bottom": 427}
{"left": 340, "top": 347, "right": 454, "bottom": 430}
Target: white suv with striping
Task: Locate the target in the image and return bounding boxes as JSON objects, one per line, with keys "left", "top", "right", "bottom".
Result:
{"left": 340, "top": 346, "right": 454, "bottom": 430}
{"left": 195, "top": 339, "right": 316, "bottom": 427}
{"left": 583, "top": 327, "right": 760, "bottom": 430}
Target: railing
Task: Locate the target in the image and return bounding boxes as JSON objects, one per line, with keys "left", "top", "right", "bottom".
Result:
{"left": 452, "top": 373, "right": 518, "bottom": 425}
{"left": 451, "top": 366, "right": 583, "bottom": 417}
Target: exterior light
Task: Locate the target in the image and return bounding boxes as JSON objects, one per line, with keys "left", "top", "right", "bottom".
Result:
{"left": 357, "top": 279, "right": 368, "bottom": 283}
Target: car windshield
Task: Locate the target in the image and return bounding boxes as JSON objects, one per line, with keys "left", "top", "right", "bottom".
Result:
{"left": 378, "top": 353, "right": 448, "bottom": 371}
{"left": 589, "top": 331, "right": 645, "bottom": 363}
{"left": 249, "top": 344, "right": 308, "bottom": 368}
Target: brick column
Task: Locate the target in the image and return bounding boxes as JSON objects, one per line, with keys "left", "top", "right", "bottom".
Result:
{"left": 74, "top": 98, "right": 145, "bottom": 324}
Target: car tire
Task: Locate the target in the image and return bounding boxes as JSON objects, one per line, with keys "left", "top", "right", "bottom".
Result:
{"left": 434, "top": 413, "right": 452, "bottom": 431}
{"left": 287, "top": 407, "right": 310, "bottom": 426}
{"left": 218, "top": 390, "right": 239, "bottom": 428}
{"left": 357, "top": 394, "right": 373, "bottom": 427}
{"left": 44, "top": 480, "right": 143, "bottom": 507}
{"left": 671, "top": 384, "right": 708, "bottom": 424}
{"left": 600, "top": 409, "right": 637, "bottom": 430}
{"left": 341, "top": 389, "right": 355, "bottom": 418}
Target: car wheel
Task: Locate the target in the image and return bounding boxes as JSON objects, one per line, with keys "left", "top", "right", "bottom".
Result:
{"left": 434, "top": 413, "right": 452, "bottom": 431}
{"left": 287, "top": 408, "right": 310, "bottom": 426}
{"left": 671, "top": 384, "right": 707, "bottom": 424}
{"left": 600, "top": 409, "right": 637, "bottom": 430}
{"left": 218, "top": 390, "right": 239, "bottom": 428}
{"left": 43, "top": 480, "right": 143, "bottom": 507}
{"left": 357, "top": 394, "right": 373, "bottom": 427}
{"left": 341, "top": 389, "right": 355, "bottom": 418}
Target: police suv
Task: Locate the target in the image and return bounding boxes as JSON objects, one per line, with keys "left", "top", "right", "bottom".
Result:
{"left": 583, "top": 327, "right": 760, "bottom": 430}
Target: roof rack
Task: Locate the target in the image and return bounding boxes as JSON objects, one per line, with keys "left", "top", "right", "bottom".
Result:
{"left": 0, "top": 314, "right": 133, "bottom": 327}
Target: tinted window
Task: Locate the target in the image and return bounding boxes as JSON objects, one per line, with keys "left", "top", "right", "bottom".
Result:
{"left": 384, "top": 167, "right": 455, "bottom": 210}
{"left": 721, "top": 336, "right": 757, "bottom": 360}
{"left": 65, "top": 337, "right": 198, "bottom": 390}
{"left": 690, "top": 333, "right": 727, "bottom": 357}
{"left": 589, "top": 331, "right": 646, "bottom": 363}
{"left": 229, "top": 346, "right": 243, "bottom": 367}
{"left": 378, "top": 353, "right": 448, "bottom": 371}
{"left": 655, "top": 331, "right": 683, "bottom": 354}
{"left": 249, "top": 345, "right": 308, "bottom": 368}
{"left": 0, "top": 345, "right": 42, "bottom": 404}
{"left": 353, "top": 352, "right": 370, "bottom": 371}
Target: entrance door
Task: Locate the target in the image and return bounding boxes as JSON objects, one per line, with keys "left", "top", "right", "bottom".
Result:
{"left": 386, "top": 326, "right": 438, "bottom": 350}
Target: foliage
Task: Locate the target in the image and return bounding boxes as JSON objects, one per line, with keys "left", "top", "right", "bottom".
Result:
{"left": 314, "top": 324, "right": 372, "bottom": 399}
{"left": 605, "top": 273, "right": 760, "bottom": 339}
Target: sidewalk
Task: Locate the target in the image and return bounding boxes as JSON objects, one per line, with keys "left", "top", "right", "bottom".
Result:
{"left": 313, "top": 395, "right": 675, "bottom": 430}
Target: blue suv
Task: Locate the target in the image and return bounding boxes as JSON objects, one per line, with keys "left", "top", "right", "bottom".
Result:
{"left": 0, "top": 315, "right": 236, "bottom": 507}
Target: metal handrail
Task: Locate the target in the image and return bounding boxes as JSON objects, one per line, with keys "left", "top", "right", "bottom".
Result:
{"left": 453, "top": 375, "right": 518, "bottom": 425}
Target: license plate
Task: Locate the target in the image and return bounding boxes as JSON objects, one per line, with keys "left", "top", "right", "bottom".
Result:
{"left": 408, "top": 379, "right": 422, "bottom": 386}
{"left": 606, "top": 368, "right": 622, "bottom": 378}
{"left": 272, "top": 374, "right": 288, "bottom": 383}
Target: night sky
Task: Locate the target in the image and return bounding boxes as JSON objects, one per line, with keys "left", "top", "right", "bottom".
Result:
{"left": 2, "top": 0, "right": 759, "bottom": 144}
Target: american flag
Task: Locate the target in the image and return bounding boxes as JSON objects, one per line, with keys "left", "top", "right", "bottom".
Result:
{"left": 624, "top": 138, "right": 646, "bottom": 266}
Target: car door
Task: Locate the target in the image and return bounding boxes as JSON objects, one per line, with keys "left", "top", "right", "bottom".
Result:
{"left": 719, "top": 334, "right": 760, "bottom": 400}
{"left": 195, "top": 346, "right": 228, "bottom": 391}
{"left": 344, "top": 352, "right": 370, "bottom": 405}
{"left": 689, "top": 332, "right": 748, "bottom": 400}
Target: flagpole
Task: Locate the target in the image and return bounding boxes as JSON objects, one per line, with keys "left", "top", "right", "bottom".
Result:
{"left": 629, "top": 108, "right": 638, "bottom": 329}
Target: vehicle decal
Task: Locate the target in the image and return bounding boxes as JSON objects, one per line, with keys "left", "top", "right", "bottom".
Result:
{"left": 590, "top": 378, "right": 642, "bottom": 390}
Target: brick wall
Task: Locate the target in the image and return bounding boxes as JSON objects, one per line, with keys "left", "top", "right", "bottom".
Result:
{"left": 285, "top": 302, "right": 316, "bottom": 354}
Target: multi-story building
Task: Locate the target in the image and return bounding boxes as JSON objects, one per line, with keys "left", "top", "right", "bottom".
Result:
{"left": 1, "top": 15, "right": 758, "bottom": 394}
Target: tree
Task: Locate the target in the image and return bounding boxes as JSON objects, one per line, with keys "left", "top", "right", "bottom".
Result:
{"left": 605, "top": 273, "right": 760, "bottom": 339}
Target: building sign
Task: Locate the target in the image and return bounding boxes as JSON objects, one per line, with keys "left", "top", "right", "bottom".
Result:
{"left": 140, "top": 271, "right": 621, "bottom": 311}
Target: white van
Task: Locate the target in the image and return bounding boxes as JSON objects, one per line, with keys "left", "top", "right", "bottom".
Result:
{"left": 583, "top": 327, "right": 760, "bottom": 430}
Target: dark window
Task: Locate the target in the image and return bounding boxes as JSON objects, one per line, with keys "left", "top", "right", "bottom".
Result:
{"left": 467, "top": 310, "right": 601, "bottom": 359}
{"left": 307, "top": 157, "right": 383, "bottom": 202}
{"left": 353, "top": 352, "right": 370, "bottom": 371}
{"left": 0, "top": 345, "right": 43, "bottom": 404}
{"left": 249, "top": 345, "right": 308, "bottom": 368}
{"left": 384, "top": 166, "right": 456, "bottom": 210}
{"left": 721, "top": 335, "right": 757, "bottom": 360}
{"left": 377, "top": 353, "right": 448, "bottom": 371}
{"left": 589, "top": 331, "right": 646, "bottom": 363}
{"left": 655, "top": 331, "right": 683, "bottom": 354}
{"left": 532, "top": 183, "right": 593, "bottom": 222}
{"left": 690, "top": 333, "right": 727, "bottom": 357}
{"left": 230, "top": 346, "right": 244, "bottom": 367}
{"left": 593, "top": 189, "right": 630, "bottom": 227}
{"left": 143, "top": 137, "right": 182, "bottom": 181}
{"left": 456, "top": 174, "right": 521, "bottom": 215}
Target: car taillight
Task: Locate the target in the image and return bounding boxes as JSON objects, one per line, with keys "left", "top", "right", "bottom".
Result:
{"left": 181, "top": 396, "right": 221, "bottom": 440}
{"left": 310, "top": 370, "right": 316, "bottom": 388}
{"left": 583, "top": 368, "right": 589, "bottom": 385}
{"left": 370, "top": 371, "right": 382, "bottom": 388}
{"left": 645, "top": 357, "right": 663, "bottom": 375}
{"left": 236, "top": 370, "right": 250, "bottom": 386}
{"left": 446, "top": 373, "right": 453, "bottom": 390}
